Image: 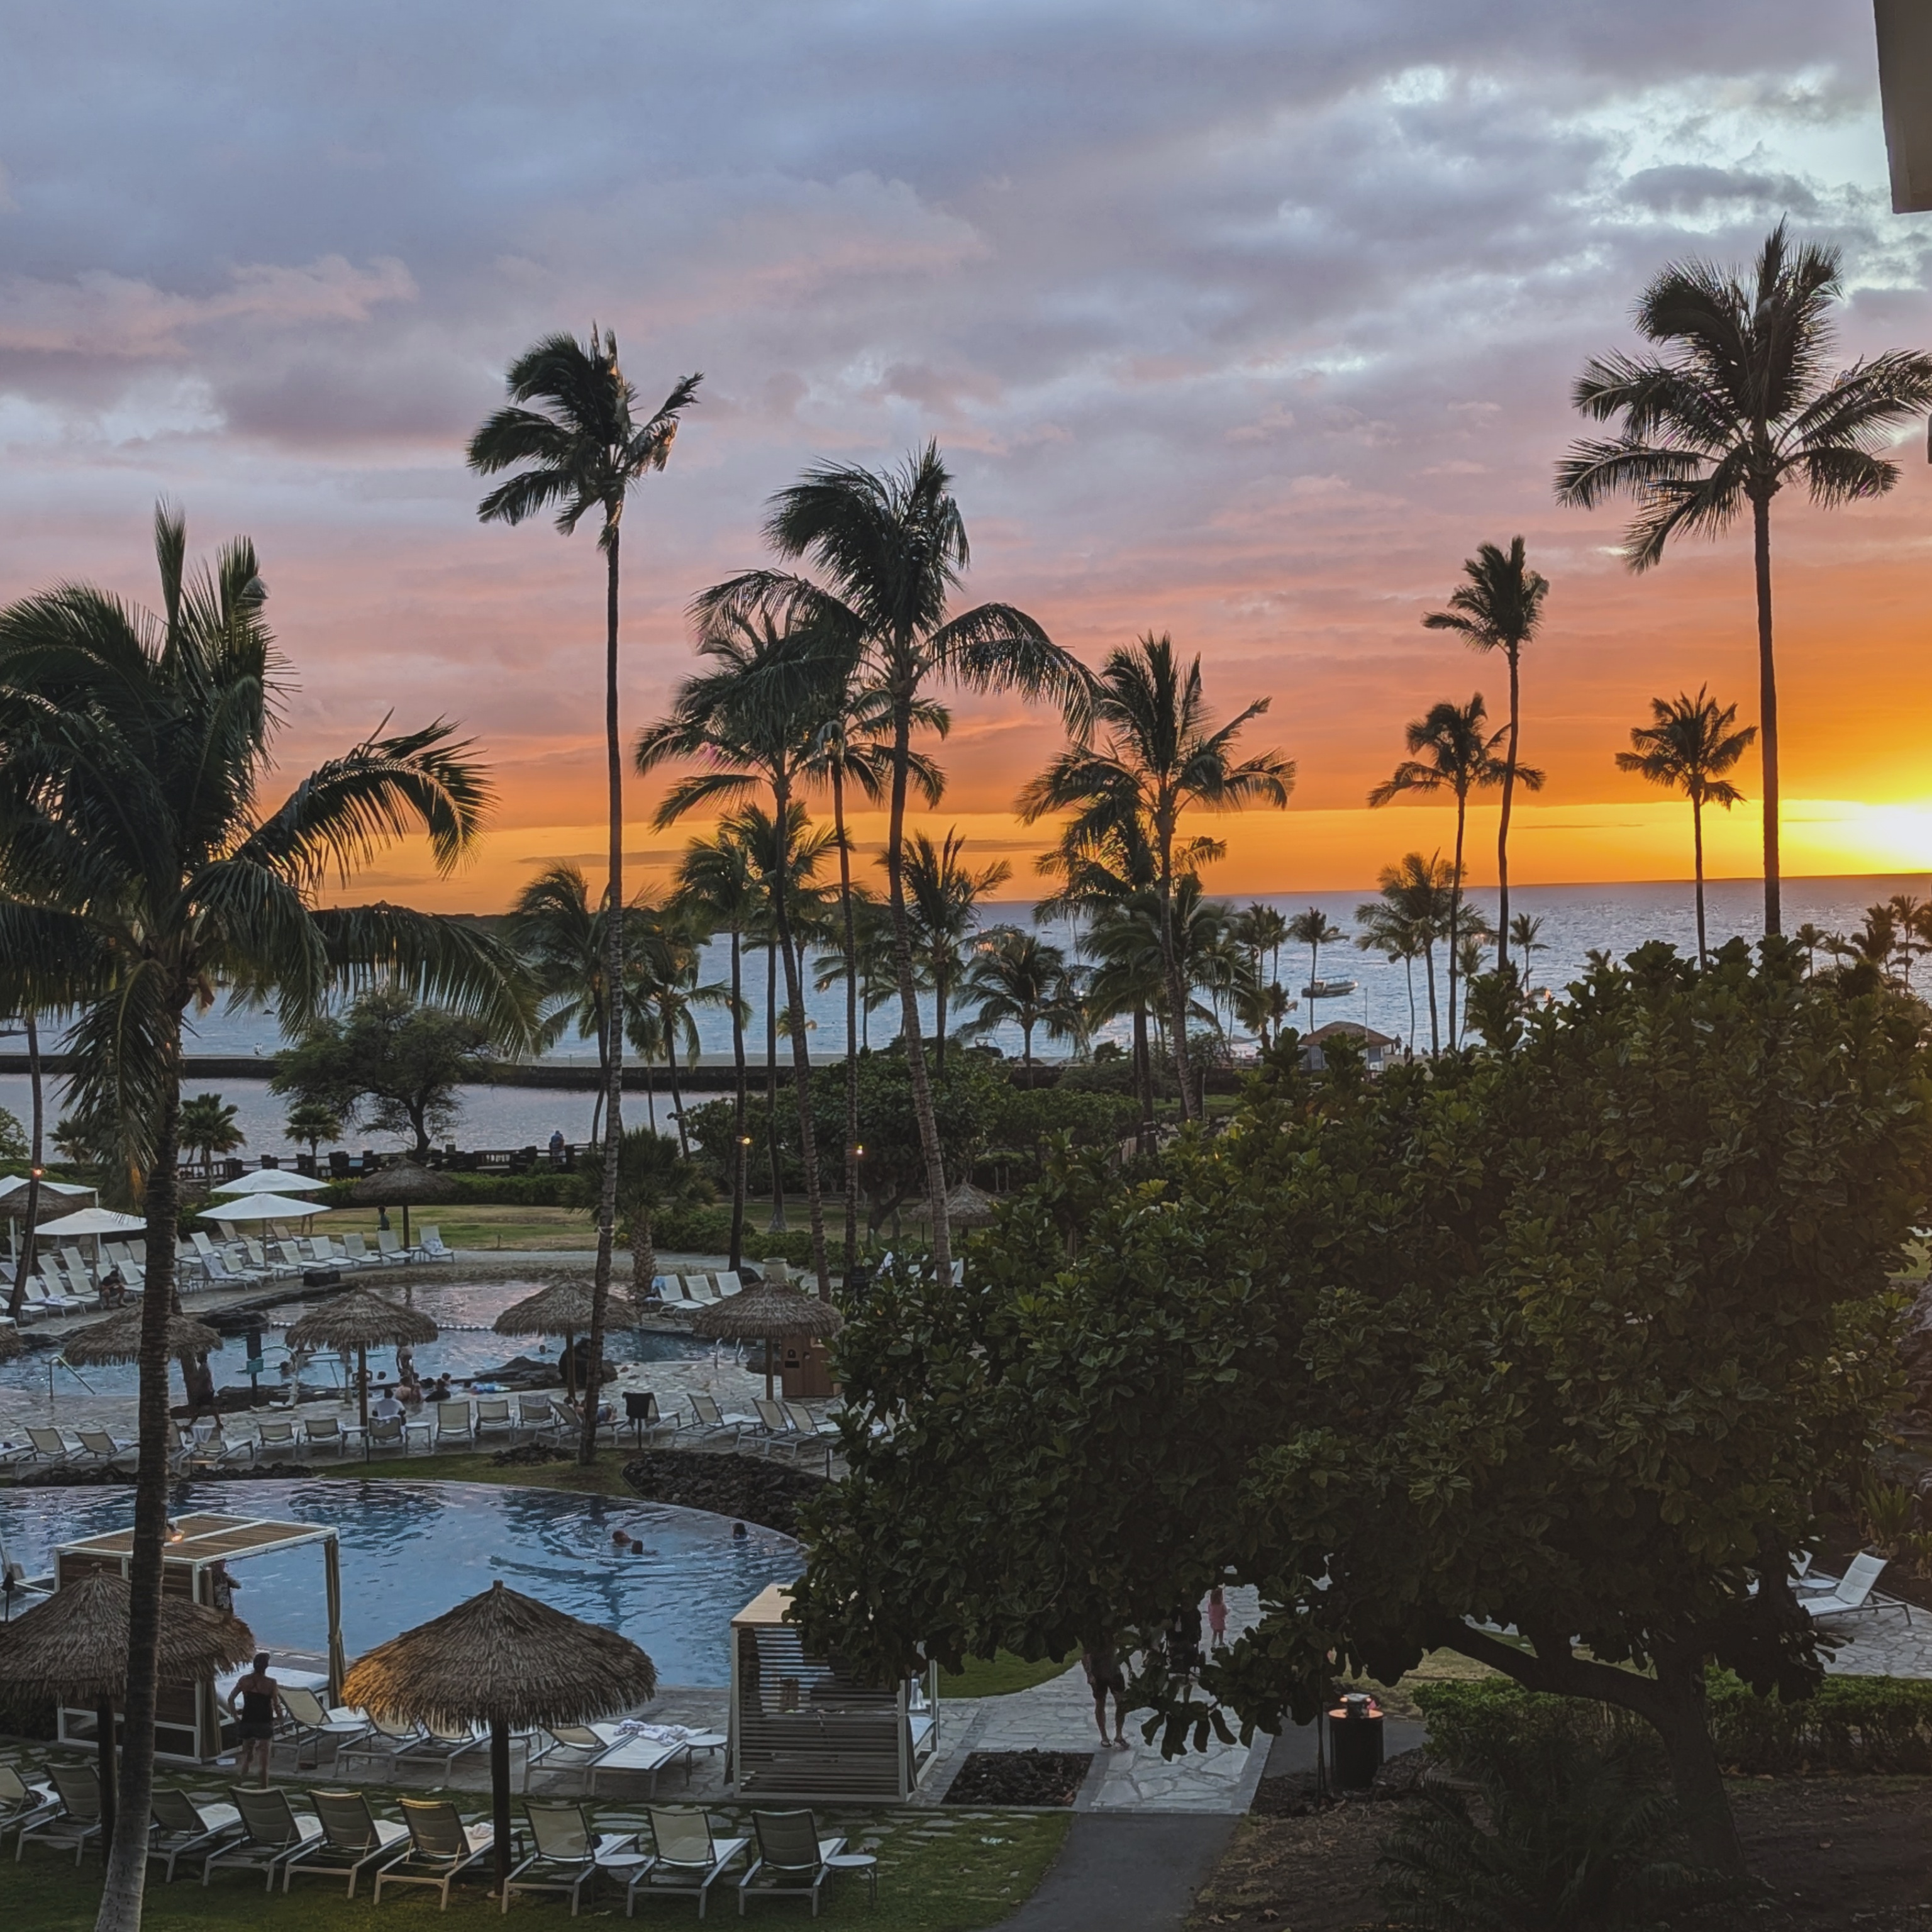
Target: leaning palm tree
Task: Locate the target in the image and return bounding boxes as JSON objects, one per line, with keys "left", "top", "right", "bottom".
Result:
{"left": 1019, "top": 635, "right": 1292, "bottom": 1119}
{"left": 1556, "top": 223, "right": 1932, "bottom": 937}
{"left": 694, "top": 444, "right": 1087, "bottom": 1279}
{"left": 901, "top": 828, "right": 1013, "bottom": 1074}
{"left": 1615, "top": 687, "right": 1756, "bottom": 965}
{"left": 1285, "top": 908, "right": 1346, "bottom": 1002}
{"left": 802, "top": 687, "right": 946, "bottom": 1276}
{"left": 0, "top": 508, "right": 526, "bottom": 1932}
{"left": 638, "top": 612, "right": 840, "bottom": 1296}
{"left": 469, "top": 332, "right": 700, "bottom": 1460}
{"left": 960, "top": 926, "right": 1076, "bottom": 1080}
{"left": 1368, "top": 698, "right": 1533, "bottom": 1048}
{"left": 1357, "top": 851, "right": 1457, "bottom": 1055}
{"left": 674, "top": 824, "right": 762, "bottom": 1270}
{"left": 1422, "top": 538, "right": 1548, "bottom": 969}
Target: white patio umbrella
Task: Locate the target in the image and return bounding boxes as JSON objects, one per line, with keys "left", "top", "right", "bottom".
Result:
{"left": 209, "top": 1169, "right": 330, "bottom": 1196}
{"left": 203, "top": 1194, "right": 331, "bottom": 1225}
{"left": 32, "top": 1206, "right": 150, "bottom": 1275}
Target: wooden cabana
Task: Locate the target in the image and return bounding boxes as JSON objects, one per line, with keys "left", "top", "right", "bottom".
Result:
{"left": 53, "top": 1512, "right": 343, "bottom": 1763}
{"left": 728, "top": 1584, "right": 938, "bottom": 1802}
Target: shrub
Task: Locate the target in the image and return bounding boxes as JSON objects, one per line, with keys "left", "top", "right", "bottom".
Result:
{"left": 319, "top": 1171, "right": 590, "bottom": 1210}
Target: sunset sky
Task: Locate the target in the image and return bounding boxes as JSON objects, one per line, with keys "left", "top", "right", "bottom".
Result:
{"left": 1, "top": 1, "right": 1928, "bottom": 911}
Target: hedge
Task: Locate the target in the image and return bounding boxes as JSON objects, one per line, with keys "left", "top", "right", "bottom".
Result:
{"left": 1414, "top": 1670, "right": 1932, "bottom": 1777}
{"left": 318, "top": 1172, "right": 591, "bottom": 1210}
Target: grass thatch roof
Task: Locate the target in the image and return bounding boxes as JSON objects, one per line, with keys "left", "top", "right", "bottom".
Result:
{"left": 492, "top": 1280, "right": 643, "bottom": 1338}
{"left": 0, "top": 1570, "right": 254, "bottom": 1701}
{"left": 340, "top": 1579, "right": 656, "bottom": 1730}
{"left": 691, "top": 1281, "right": 845, "bottom": 1343}
{"left": 348, "top": 1160, "right": 459, "bottom": 1207}
{"left": 61, "top": 1306, "right": 222, "bottom": 1367}
{"left": 286, "top": 1288, "right": 438, "bottom": 1353}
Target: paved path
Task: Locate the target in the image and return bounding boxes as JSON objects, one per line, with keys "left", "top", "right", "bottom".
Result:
{"left": 994, "top": 1814, "right": 1238, "bottom": 1932}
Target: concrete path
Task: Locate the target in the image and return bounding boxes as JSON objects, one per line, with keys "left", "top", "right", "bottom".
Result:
{"left": 994, "top": 1814, "right": 1239, "bottom": 1932}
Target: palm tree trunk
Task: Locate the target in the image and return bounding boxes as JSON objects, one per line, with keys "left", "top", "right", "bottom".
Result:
{"left": 884, "top": 695, "right": 951, "bottom": 1278}
{"left": 643, "top": 1064, "right": 657, "bottom": 1135}
{"left": 728, "top": 924, "right": 747, "bottom": 1274}
{"left": 764, "top": 936, "right": 786, "bottom": 1231}
{"left": 95, "top": 1017, "right": 185, "bottom": 1932}
{"left": 1423, "top": 942, "right": 1440, "bottom": 1056}
{"left": 1753, "top": 492, "right": 1781, "bottom": 938}
{"left": 1448, "top": 795, "right": 1467, "bottom": 1050}
{"left": 934, "top": 958, "right": 948, "bottom": 1076}
{"left": 580, "top": 525, "right": 625, "bottom": 1470}
{"left": 1133, "top": 1002, "right": 1153, "bottom": 1153}
{"left": 1692, "top": 791, "right": 1708, "bottom": 967}
{"left": 768, "top": 779, "right": 831, "bottom": 1299}
{"left": 665, "top": 1019, "right": 689, "bottom": 1157}
{"left": 1497, "top": 643, "right": 1521, "bottom": 971}
{"left": 1157, "top": 830, "right": 1197, "bottom": 1121}
{"left": 1404, "top": 955, "right": 1417, "bottom": 1046}
{"left": 833, "top": 766, "right": 859, "bottom": 1278}
{"left": 6, "top": 1009, "right": 41, "bottom": 1321}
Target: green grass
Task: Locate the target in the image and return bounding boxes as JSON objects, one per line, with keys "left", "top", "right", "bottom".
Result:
{"left": 939, "top": 1652, "right": 1074, "bottom": 1699}
{"left": 8, "top": 1796, "right": 1068, "bottom": 1930}
{"left": 353, "top": 1452, "right": 640, "bottom": 1497}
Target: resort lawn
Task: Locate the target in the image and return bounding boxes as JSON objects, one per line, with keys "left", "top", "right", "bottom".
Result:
{"left": 355, "top": 1451, "right": 638, "bottom": 1497}
{"left": 319, "top": 1205, "right": 597, "bottom": 1252}
{"left": 940, "top": 1652, "right": 1074, "bottom": 1699}
{"left": 9, "top": 1801, "right": 1069, "bottom": 1931}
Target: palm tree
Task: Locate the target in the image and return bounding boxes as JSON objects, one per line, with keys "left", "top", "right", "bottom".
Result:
{"left": 1356, "top": 852, "right": 1457, "bottom": 1055}
{"left": 284, "top": 1099, "right": 341, "bottom": 1167}
{"left": 1507, "top": 913, "right": 1549, "bottom": 993}
{"left": 1614, "top": 687, "right": 1756, "bottom": 965}
{"left": 614, "top": 1126, "right": 711, "bottom": 1297}
{"left": 674, "top": 824, "right": 761, "bottom": 1270}
{"left": 0, "top": 507, "right": 525, "bottom": 1932}
{"left": 694, "top": 444, "right": 1086, "bottom": 1280}
{"left": 1368, "top": 698, "right": 1535, "bottom": 1048}
{"left": 469, "top": 332, "right": 700, "bottom": 1459}
{"left": 1285, "top": 908, "right": 1345, "bottom": 1002}
{"left": 960, "top": 926, "right": 1076, "bottom": 1079}
{"left": 1019, "top": 635, "right": 1292, "bottom": 1120}
{"left": 178, "top": 1093, "right": 242, "bottom": 1179}
{"left": 901, "top": 828, "right": 1012, "bottom": 1074}
{"left": 1232, "top": 902, "right": 1290, "bottom": 997}
{"left": 1422, "top": 538, "right": 1548, "bottom": 969}
{"left": 628, "top": 901, "right": 735, "bottom": 1158}
{"left": 803, "top": 687, "right": 946, "bottom": 1277}
{"left": 1556, "top": 223, "right": 1932, "bottom": 937}
{"left": 1, "top": 1008, "right": 43, "bottom": 1321}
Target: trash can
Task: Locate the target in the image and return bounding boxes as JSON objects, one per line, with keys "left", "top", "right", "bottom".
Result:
{"left": 1327, "top": 1694, "right": 1384, "bottom": 1790}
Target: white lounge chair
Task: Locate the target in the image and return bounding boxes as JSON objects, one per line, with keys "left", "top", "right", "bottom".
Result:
{"left": 147, "top": 1787, "right": 242, "bottom": 1882}
{"left": 377, "top": 1230, "right": 408, "bottom": 1263}
{"left": 1801, "top": 1552, "right": 1907, "bottom": 1624}
{"left": 433, "top": 1400, "right": 475, "bottom": 1446}
{"left": 283, "top": 1787, "right": 406, "bottom": 1897}
{"left": 414, "top": 1225, "right": 453, "bottom": 1262}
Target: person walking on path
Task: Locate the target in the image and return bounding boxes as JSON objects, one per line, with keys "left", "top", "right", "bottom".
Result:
{"left": 1206, "top": 1584, "right": 1228, "bottom": 1653}
{"left": 1082, "top": 1641, "right": 1130, "bottom": 1751}
{"left": 228, "top": 1653, "right": 282, "bottom": 1787}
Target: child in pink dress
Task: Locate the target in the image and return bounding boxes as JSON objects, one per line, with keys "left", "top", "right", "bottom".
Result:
{"left": 1206, "top": 1584, "right": 1228, "bottom": 1651}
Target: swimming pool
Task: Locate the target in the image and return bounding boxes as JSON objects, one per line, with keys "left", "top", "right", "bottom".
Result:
{"left": 0, "top": 1278, "right": 713, "bottom": 1399}
{"left": 0, "top": 1479, "right": 797, "bottom": 1687}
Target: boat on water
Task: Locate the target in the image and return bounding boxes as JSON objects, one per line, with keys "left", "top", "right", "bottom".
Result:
{"left": 1301, "top": 979, "right": 1358, "bottom": 1000}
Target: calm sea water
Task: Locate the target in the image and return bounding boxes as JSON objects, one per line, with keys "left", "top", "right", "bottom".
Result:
{"left": 3, "top": 875, "right": 1921, "bottom": 1158}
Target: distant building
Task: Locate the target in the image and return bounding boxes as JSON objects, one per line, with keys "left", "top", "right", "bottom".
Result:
{"left": 1299, "top": 1021, "right": 1397, "bottom": 1072}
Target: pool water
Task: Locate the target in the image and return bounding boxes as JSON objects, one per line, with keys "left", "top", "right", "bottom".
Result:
{"left": 0, "top": 1278, "right": 714, "bottom": 1399}
{"left": 0, "top": 1479, "right": 797, "bottom": 1687}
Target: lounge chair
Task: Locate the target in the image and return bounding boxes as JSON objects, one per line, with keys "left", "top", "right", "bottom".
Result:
{"left": 277, "top": 1687, "right": 371, "bottom": 1769}
{"left": 254, "top": 1418, "right": 300, "bottom": 1458}
{"left": 365, "top": 1413, "right": 409, "bottom": 1455}
{"left": 0, "top": 1765, "right": 57, "bottom": 1850}
{"left": 377, "top": 1230, "right": 408, "bottom": 1263}
{"left": 529, "top": 1724, "right": 618, "bottom": 1791}
{"left": 622, "top": 1390, "right": 674, "bottom": 1448}
{"left": 714, "top": 1270, "right": 743, "bottom": 1297}
{"left": 303, "top": 1415, "right": 355, "bottom": 1458}
{"left": 416, "top": 1721, "right": 490, "bottom": 1775}
{"left": 341, "top": 1233, "right": 386, "bottom": 1269}
{"left": 474, "top": 1397, "right": 516, "bottom": 1441}
{"left": 752, "top": 1400, "right": 808, "bottom": 1460}
{"left": 416, "top": 1224, "right": 454, "bottom": 1262}
{"left": 203, "top": 1785, "right": 324, "bottom": 1890}
{"left": 518, "top": 1394, "right": 557, "bottom": 1437}
{"left": 26, "top": 1276, "right": 86, "bottom": 1316}
{"left": 180, "top": 1418, "right": 255, "bottom": 1470}
{"left": 59, "top": 1248, "right": 97, "bottom": 1296}
{"left": 372, "top": 1797, "right": 493, "bottom": 1908}
{"left": 284, "top": 1789, "right": 408, "bottom": 1897}
{"left": 245, "top": 1238, "right": 301, "bottom": 1281}
{"left": 199, "top": 1250, "right": 264, "bottom": 1291}
{"left": 147, "top": 1788, "right": 242, "bottom": 1882}
{"left": 505, "top": 1801, "right": 648, "bottom": 1916}
{"left": 684, "top": 1273, "right": 721, "bottom": 1305}
{"left": 338, "top": 1711, "right": 428, "bottom": 1778}
{"left": 628, "top": 1807, "right": 749, "bottom": 1920}
{"left": 17, "top": 1764, "right": 104, "bottom": 1865}
{"left": 686, "top": 1394, "right": 743, "bottom": 1448}
{"left": 1801, "top": 1552, "right": 1907, "bottom": 1625}
{"left": 434, "top": 1400, "right": 475, "bottom": 1447}
{"left": 736, "top": 1809, "right": 847, "bottom": 1918}
{"left": 25, "top": 1427, "right": 78, "bottom": 1467}
{"left": 74, "top": 1428, "right": 135, "bottom": 1470}
{"left": 551, "top": 1396, "right": 617, "bottom": 1448}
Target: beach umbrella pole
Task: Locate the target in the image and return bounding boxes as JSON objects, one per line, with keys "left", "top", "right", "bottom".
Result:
{"left": 765, "top": 1338, "right": 774, "bottom": 1401}
{"left": 358, "top": 1344, "right": 369, "bottom": 1439}
{"left": 491, "top": 1716, "right": 513, "bottom": 1895}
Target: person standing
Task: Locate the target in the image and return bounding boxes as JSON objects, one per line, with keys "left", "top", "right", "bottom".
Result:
{"left": 1206, "top": 1584, "right": 1228, "bottom": 1653}
{"left": 1082, "top": 1641, "right": 1130, "bottom": 1751}
{"left": 228, "top": 1653, "right": 282, "bottom": 1785}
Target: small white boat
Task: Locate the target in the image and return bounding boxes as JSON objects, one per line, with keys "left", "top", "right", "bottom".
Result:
{"left": 1302, "top": 978, "right": 1358, "bottom": 1000}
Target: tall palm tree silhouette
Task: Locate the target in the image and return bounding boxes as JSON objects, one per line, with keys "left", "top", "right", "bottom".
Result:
{"left": 468, "top": 332, "right": 699, "bottom": 1458}
{"left": 1423, "top": 538, "right": 1548, "bottom": 970}
{"left": 1557, "top": 223, "right": 1932, "bottom": 936}
{"left": 1616, "top": 688, "right": 1756, "bottom": 965}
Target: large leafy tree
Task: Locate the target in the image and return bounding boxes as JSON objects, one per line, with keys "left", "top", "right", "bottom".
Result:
{"left": 468, "top": 331, "right": 700, "bottom": 1463}
{"left": 0, "top": 508, "right": 526, "bottom": 1932}
{"left": 1616, "top": 687, "right": 1757, "bottom": 966}
{"left": 695, "top": 443, "right": 1087, "bottom": 1280}
{"left": 1423, "top": 538, "right": 1548, "bottom": 970}
{"left": 1020, "top": 635, "right": 1291, "bottom": 1119}
{"left": 793, "top": 941, "right": 1932, "bottom": 1880}
{"left": 1555, "top": 223, "right": 1932, "bottom": 938}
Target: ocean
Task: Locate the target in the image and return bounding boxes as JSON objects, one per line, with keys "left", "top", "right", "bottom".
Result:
{"left": 1, "top": 874, "right": 1921, "bottom": 1161}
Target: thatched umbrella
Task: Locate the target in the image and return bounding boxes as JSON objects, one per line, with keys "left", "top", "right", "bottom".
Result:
{"left": 691, "top": 1280, "right": 844, "bottom": 1399}
{"left": 286, "top": 1289, "right": 440, "bottom": 1436}
{"left": 0, "top": 1570, "right": 253, "bottom": 1852}
{"left": 342, "top": 1580, "right": 656, "bottom": 1894}
{"left": 940, "top": 1179, "right": 997, "bottom": 1228}
{"left": 493, "top": 1280, "right": 643, "bottom": 1399}
{"left": 63, "top": 1306, "right": 224, "bottom": 1418}
{"left": 348, "top": 1158, "right": 458, "bottom": 1250}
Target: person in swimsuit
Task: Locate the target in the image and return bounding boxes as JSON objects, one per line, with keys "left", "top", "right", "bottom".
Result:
{"left": 1082, "top": 1641, "right": 1130, "bottom": 1750}
{"left": 228, "top": 1652, "right": 281, "bottom": 1785}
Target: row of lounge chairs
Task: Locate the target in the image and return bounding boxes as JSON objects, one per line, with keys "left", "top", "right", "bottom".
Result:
{"left": 187, "top": 1225, "right": 453, "bottom": 1290}
{"left": 649, "top": 1271, "right": 745, "bottom": 1306}
{"left": 8, "top": 1758, "right": 859, "bottom": 1916}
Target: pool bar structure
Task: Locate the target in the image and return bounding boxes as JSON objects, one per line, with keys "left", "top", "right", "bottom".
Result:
{"left": 730, "top": 1584, "right": 939, "bottom": 1801}
{"left": 52, "top": 1511, "right": 343, "bottom": 1762}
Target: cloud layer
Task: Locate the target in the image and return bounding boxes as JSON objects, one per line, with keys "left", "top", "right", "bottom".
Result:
{"left": 1, "top": 0, "right": 1928, "bottom": 905}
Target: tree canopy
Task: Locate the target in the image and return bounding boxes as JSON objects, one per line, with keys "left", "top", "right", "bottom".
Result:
{"left": 791, "top": 940, "right": 1932, "bottom": 1872}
